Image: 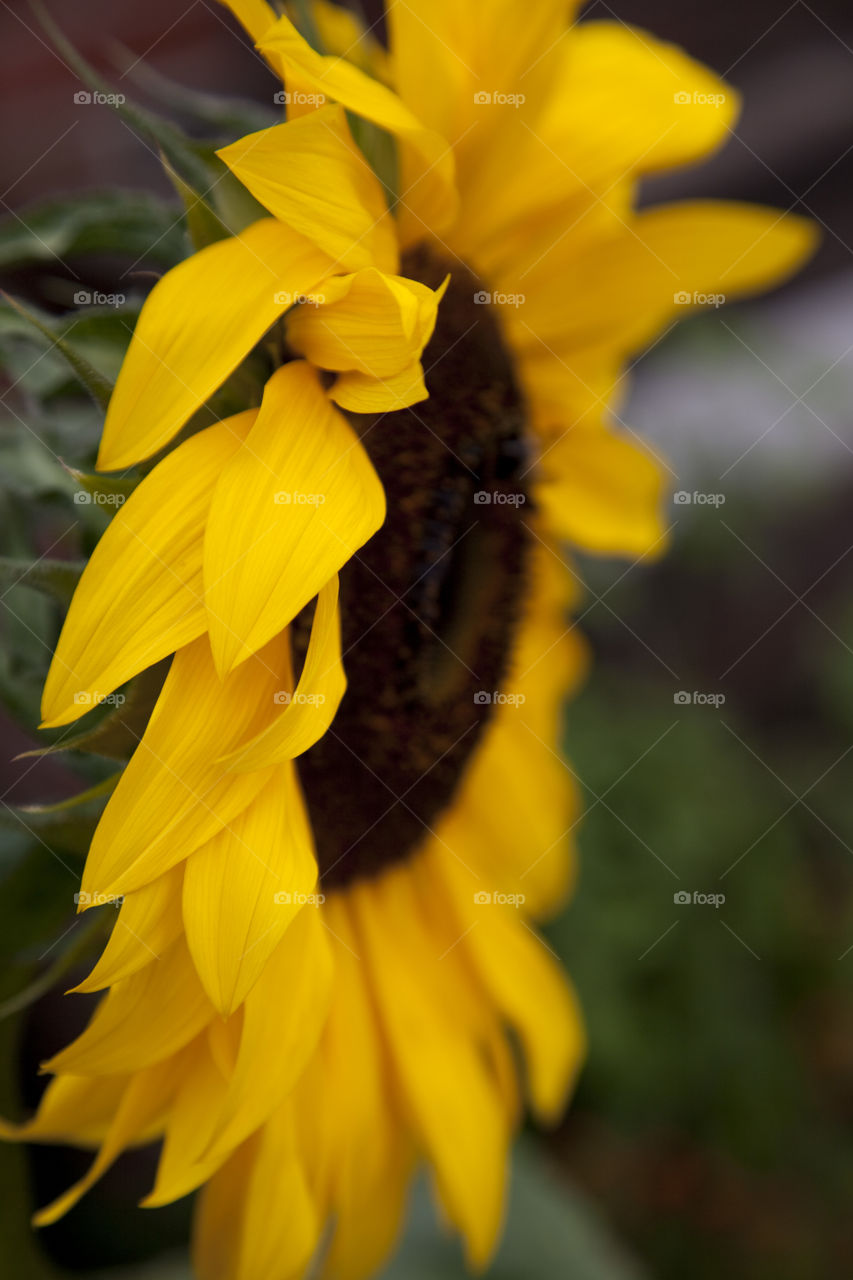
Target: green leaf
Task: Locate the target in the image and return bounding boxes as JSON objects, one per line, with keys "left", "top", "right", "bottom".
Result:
{"left": 2, "top": 291, "right": 111, "bottom": 410}
{"left": 20, "top": 659, "right": 170, "bottom": 763}
{"left": 0, "top": 556, "right": 84, "bottom": 605}
{"left": 380, "top": 1140, "right": 646, "bottom": 1280}
{"left": 0, "top": 190, "right": 184, "bottom": 271}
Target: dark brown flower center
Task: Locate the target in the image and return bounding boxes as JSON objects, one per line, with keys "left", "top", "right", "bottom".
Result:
{"left": 296, "top": 251, "right": 531, "bottom": 888}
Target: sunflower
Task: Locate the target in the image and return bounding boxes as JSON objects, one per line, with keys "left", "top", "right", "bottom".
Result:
{"left": 6, "top": 2, "right": 815, "bottom": 1277}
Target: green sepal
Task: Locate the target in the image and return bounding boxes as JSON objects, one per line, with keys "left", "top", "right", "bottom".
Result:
{"left": 19, "top": 659, "right": 170, "bottom": 763}
{"left": 63, "top": 463, "right": 139, "bottom": 503}
{"left": 160, "top": 152, "right": 230, "bottom": 251}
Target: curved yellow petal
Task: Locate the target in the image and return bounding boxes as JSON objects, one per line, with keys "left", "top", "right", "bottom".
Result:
{"left": 217, "top": 106, "right": 397, "bottom": 274}
{"left": 287, "top": 267, "right": 445, "bottom": 378}
{"left": 183, "top": 761, "right": 318, "bottom": 1016}
{"left": 44, "top": 936, "right": 212, "bottom": 1077}
{"left": 330, "top": 358, "right": 428, "bottom": 413}
{"left": 203, "top": 903, "right": 333, "bottom": 1161}
{"left": 42, "top": 412, "right": 256, "bottom": 729}
{"left": 257, "top": 13, "right": 457, "bottom": 243}
{"left": 98, "top": 219, "right": 333, "bottom": 470}
{"left": 33, "top": 1058, "right": 178, "bottom": 1226}
{"left": 435, "top": 849, "right": 585, "bottom": 1123}
{"left": 352, "top": 870, "right": 508, "bottom": 1270}
{"left": 203, "top": 361, "right": 385, "bottom": 674}
{"left": 80, "top": 632, "right": 289, "bottom": 902}
{"left": 236, "top": 1103, "right": 320, "bottom": 1280}
{"left": 224, "top": 576, "right": 345, "bottom": 772}
{"left": 72, "top": 864, "right": 185, "bottom": 994}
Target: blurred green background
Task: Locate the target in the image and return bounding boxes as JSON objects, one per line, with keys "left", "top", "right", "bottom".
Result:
{"left": 1, "top": 1, "right": 853, "bottom": 1278}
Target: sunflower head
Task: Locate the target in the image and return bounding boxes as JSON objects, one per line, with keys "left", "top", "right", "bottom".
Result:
{"left": 2, "top": 3, "right": 816, "bottom": 1278}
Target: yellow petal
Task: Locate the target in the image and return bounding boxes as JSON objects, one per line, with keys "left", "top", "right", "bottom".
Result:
{"left": 98, "top": 219, "right": 333, "bottom": 470}
{"left": 42, "top": 412, "right": 256, "bottom": 729}
{"left": 388, "top": 0, "right": 576, "bottom": 153}
{"left": 351, "top": 869, "right": 508, "bottom": 1270}
{"left": 80, "top": 632, "right": 289, "bottom": 902}
{"left": 32, "top": 1057, "right": 178, "bottom": 1225}
{"left": 257, "top": 13, "right": 457, "bottom": 243}
{"left": 217, "top": 106, "right": 397, "bottom": 274}
{"left": 203, "top": 361, "right": 385, "bottom": 674}
{"left": 183, "top": 761, "right": 318, "bottom": 1015}
{"left": 0, "top": 1073, "right": 127, "bottom": 1146}
{"left": 237, "top": 1102, "right": 320, "bottom": 1280}
{"left": 203, "top": 903, "right": 333, "bottom": 1162}
{"left": 44, "top": 936, "right": 212, "bottom": 1077}
{"left": 224, "top": 576, "right": 345, "bottom": 772}
{"left": 537, "top": 427, "right": 667, "bottom": 557}
{"left": 435, "top": 850, "right": 585, "bottom": 1123}
{"left": 330, "top": 358, "right": 428, "bottom": 413}
{"left": 287, "top": 267, "right": 445, "bottom": 378}
{"left": 143, "top": 1037, "right": 232, "bottom": 1206}
{"left": 72, "top": 864, "right": 185, "bottom": 993}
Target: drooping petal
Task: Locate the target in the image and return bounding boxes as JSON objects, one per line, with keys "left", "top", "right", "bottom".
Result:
{"left": 202, "top": 904, "right": 333, "bottom": 1162}
{"left": 217, "top": 106, "right": 397, "bottom": 274}
{"left": 224, "top": 576, "right": 345, "bottom": 772}
{"left": 42, "top": 412, "right": 256, "bottom": 729}
{"left": 433, "top": 849, "right": 586, "bottom": 1123}
{"left": 257, "top": 14, "right": 457, "bottom": 244}
{"left": 32, "top": 1056, "right": 180, "bottom": 1225}
{"left": 80, "top": 632, "right": 289, "bottom": 902}
{"left": 183, "top": 761, "right": 318, "bottom": 1016}
{"left": 72, "top": 864, "right": 185, "bottom": 993}
{"left": 44, "top": 936, "right": 212, "bottom": 1077}
{"left": 351, "top": 869, "right": 509, "bottom": 1270}
{"left": 236, "top": 1102, "right": 320, "bottom": 1280}
{"left": 203, "top": 361, "right": 385, "bottom": 674}
{"left": 330, "top": 359, "right": 428, "bottom": 413}
{"left": 98, "top": 219, "right": 333, "bottom": 470}
{"left": 286, "top": 267, "right": 446, "bottom": 378}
